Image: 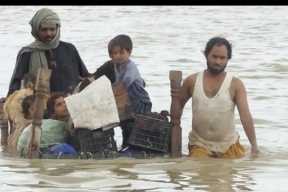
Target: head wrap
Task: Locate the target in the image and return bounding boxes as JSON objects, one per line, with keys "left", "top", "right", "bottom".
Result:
{"left": 29, "top": 8, "right": 61, "bottom": 42}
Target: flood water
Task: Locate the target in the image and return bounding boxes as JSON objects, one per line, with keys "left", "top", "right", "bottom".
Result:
{"left": 0, "top": 6, "right": 287, "bottom": 191}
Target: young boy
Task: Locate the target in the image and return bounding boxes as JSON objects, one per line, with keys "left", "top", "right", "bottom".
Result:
{"left": 109, "top": 34, "right": 152, "bottom": 149}
{"left": 92, "top": 38, "right": 146, "bottom": 87}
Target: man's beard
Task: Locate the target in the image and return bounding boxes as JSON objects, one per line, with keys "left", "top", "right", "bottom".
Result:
{"left": 207, "top": 62, "right": 226, "bottom": 75}
{"left": 42, "top": 35, "right": 54, "bottom": 44}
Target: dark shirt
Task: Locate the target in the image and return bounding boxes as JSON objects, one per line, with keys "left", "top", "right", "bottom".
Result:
{"left": 8, "top": 41, "right": 90, "bottom": 96}
{"left": 114, "top": 59, "right": 151, "bottom": 113}
{"left": 92, "top": 59, "right": 146, "bottom": 87}
{"left": 92, "top": 60, "right": 115, "bottom": 83}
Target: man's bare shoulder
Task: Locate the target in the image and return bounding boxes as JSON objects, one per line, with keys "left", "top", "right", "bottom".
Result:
{"left": 183, "top": 72, "right": 199, "bottom": 85}
{"left": 231, "top": 76, "right": 246, "bottom": 90}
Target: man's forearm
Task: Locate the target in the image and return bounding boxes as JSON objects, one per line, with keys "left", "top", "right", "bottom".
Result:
{"left": 241, "top": 116, "right": 258, "bottom": 147}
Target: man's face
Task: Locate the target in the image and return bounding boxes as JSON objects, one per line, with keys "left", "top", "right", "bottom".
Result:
{"left": 38, "top": 25, "right": 57, "bottom": 44}
{"left": 206, "top": 44, "right": 229, "bottom": 75}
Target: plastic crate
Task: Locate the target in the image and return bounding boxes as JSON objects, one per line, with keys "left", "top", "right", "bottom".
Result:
{"left": 68, "top": 128, "right": 117, "bottom": 153}
{"left": 128, "top": 114, "right": 172, "bottom": 152}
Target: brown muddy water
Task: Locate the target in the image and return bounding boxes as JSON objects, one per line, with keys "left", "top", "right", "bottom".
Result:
{"left": 0, "top": 6, "right": 287, "bottom": 192}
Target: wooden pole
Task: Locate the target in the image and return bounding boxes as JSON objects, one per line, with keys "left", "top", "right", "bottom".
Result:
{"left": 0, "top": 101, "right": 8, "bottom": 145}
{"left": 25, "top": 68, "right": 51, "bottom": 159}
{"left": 169, "top": 70, "right": 182, "bottom": 158}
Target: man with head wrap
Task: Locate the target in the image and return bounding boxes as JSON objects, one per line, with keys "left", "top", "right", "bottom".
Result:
{"left": 7, "top": 8, "right": 90, "bottom": 96}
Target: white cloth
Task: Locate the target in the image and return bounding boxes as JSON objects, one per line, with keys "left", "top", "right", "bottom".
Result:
{"left": 189, "top": 70, "right": 239, "bottom": 153}
{"left": 64, "top": 76, "right": 120, "bottom": 130}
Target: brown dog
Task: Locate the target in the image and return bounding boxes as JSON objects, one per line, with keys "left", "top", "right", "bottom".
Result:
{"left": 4, "top": 73, "right": 51, "bottom": 147}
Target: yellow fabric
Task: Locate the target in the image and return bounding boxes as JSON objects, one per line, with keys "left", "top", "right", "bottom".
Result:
{"left": 188, "top": 140, "right": 245, "bottom": 159}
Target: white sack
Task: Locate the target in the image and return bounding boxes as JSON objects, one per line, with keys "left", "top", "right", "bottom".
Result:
{"left": 64, "top": 76, "right": 119, "bottom": 130}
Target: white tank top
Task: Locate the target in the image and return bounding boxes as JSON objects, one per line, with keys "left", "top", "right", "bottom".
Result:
{"left": 188, "top": 70, "right": 239, "bottom": 153}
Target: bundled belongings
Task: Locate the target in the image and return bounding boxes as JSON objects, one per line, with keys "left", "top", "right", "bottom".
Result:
{"left": 65, "top": 76, "right": 134, "bottom": 153}
{"left": 64, "top": 76, "right": 120, "bottom": 131}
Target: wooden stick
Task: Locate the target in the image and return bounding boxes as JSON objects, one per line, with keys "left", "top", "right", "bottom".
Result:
{"left": 25, "top": 68, "right": 51, "bottom": 159}
{"left": 0, "top": 102, "right": 8, "bottom": 145}
{"left": 169, "top": 70, "right": 182, "bottom": 158}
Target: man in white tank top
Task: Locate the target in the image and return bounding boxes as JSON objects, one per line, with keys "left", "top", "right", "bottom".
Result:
{"left": 172, "top": 37, "right": 261, "bottom": 158}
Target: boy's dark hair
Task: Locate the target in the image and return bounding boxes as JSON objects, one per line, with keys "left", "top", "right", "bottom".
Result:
{"left": 110, "top": 34, "right": 133, "bottom": 53}
{"left": 203, "top": 37, "right": 232, "bottom": 60}
{"left": 46, "top": 92, "right": 67, "bottom": 118}
{"left": 108, "top": 38, "right": 114, "bottom": 57}
{"left": 22, "top": 95, "right": 36, "bottom": 119}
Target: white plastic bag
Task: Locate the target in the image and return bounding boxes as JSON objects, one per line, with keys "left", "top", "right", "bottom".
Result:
{"left": 64, "top": 76, "right": 120, "bottom": 130}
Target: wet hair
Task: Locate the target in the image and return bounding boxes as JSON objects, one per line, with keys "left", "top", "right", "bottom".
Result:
{"left": 46, "top": 92, "right": 67, "bottom": 118}
{"left": 110, "top": 34, "right": 133, "bottom": 53}
{"left": 203, "top": 37, "right": 232, "bottom": 60}
{"left": 108, "top": 38, "right": 114, "bottom": 57}
{"left": 22, "top": 95, "right": 36, "bottom": 119}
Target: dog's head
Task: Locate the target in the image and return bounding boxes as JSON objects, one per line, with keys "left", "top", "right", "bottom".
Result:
{"left": 22, "top": 73, "right": 37, "bottom": 89}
